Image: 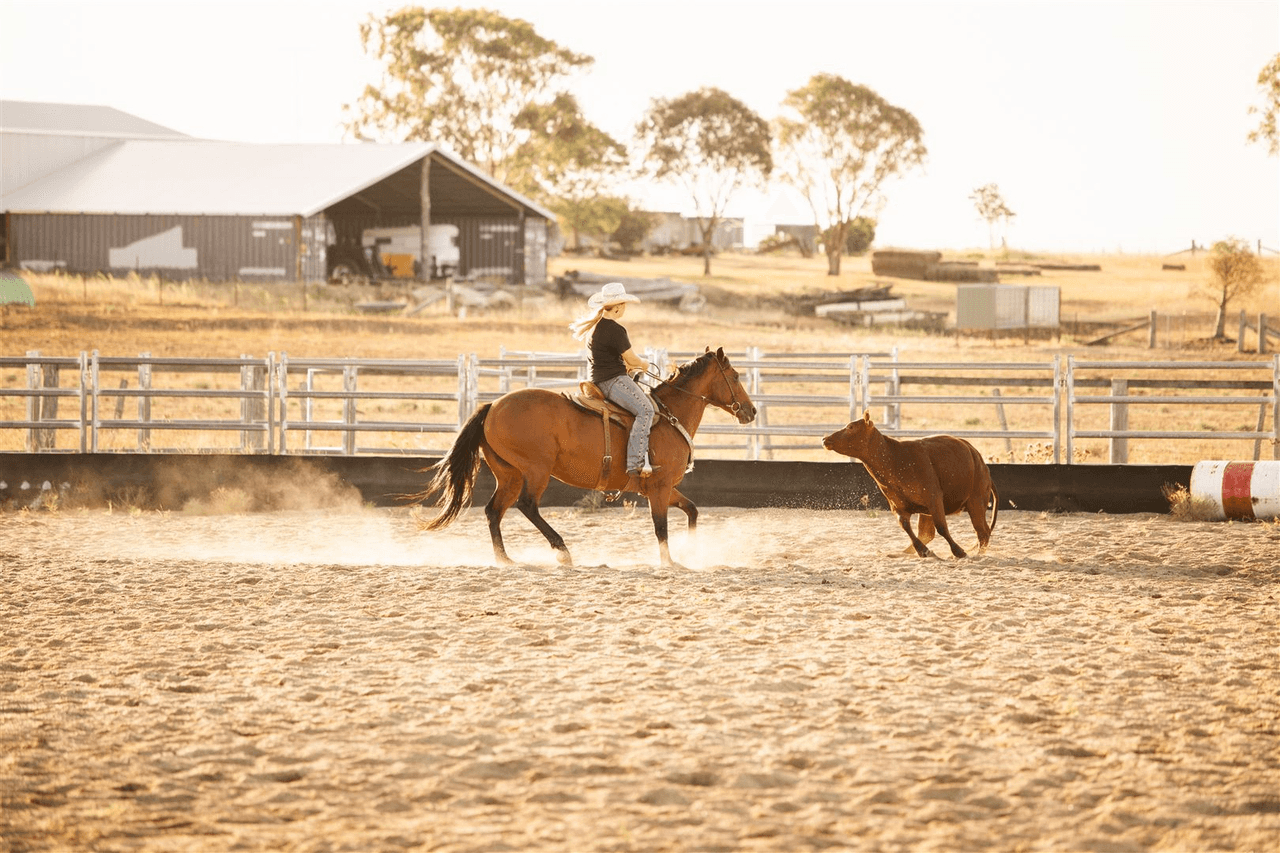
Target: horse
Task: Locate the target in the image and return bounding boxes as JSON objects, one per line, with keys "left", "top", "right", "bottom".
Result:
{"left": 415, "top": 347, "right": 757, "bottom": 568}
{"left": 822, "top": 411, "right": 998, "bottom": 559}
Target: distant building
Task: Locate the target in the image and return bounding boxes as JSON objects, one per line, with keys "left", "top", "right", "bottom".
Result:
{"left": 632, "top": 212, "right": 743, "bottom": 254}
{"left": 0, "top": 100, "right": 553, "bottom": 284}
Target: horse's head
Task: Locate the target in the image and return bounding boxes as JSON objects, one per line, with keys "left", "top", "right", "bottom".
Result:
{"left": 699, "top": 347, "right": 757, "bottom": 424}
{"left": 822, "top": 410, "right": 877, "bottom": 458}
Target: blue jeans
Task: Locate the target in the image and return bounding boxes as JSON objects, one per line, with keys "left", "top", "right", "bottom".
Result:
{"left": 598, "top": 374, "right": 655, "bottom": 471}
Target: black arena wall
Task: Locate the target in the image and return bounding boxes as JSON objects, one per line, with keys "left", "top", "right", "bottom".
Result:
{"left": 0, "top": 454, "right": 1191, "bottom": 514}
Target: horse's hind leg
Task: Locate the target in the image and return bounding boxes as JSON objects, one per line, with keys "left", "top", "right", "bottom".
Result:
{"left": 516, "top": 492, "right": 572, "bottom": 566}
{"left": 484, "top": 454, "right": 523, "bottom": 566}
{"left": 513, "top": 469, "right": 572, "bottom": 566}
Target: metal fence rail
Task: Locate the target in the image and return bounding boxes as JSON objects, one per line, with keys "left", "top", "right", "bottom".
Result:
{"left": 1066, "top": 357, "right": 1280, "bottom": 463}
{"left": 3, "top": 350, "right": 1278, "bottom": 463}
{"left": 277, "top": 355, "right": 467, "bottom": 455}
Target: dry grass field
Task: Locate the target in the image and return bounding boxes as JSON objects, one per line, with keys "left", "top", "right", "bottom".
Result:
{"left": 2, "top": 249, "right": 1278, "bottom": 463}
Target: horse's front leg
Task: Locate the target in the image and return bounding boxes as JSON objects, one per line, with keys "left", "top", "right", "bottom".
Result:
{"left": 668, "top": 487, "right": 698, "bottom": 534}
{"left": 647, "top": 487, "right": 682, "bottom": 569}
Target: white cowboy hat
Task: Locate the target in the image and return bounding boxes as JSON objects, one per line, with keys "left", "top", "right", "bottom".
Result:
{"left": 587, "top": 281, "right": 640, "bottom": 310}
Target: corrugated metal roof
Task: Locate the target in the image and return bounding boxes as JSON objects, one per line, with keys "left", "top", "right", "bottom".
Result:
{"left": 0, "top": 139, "right": 554, "bottom": 220}
{"left": 0, "top": 99, "right": 190, "bottom": 139}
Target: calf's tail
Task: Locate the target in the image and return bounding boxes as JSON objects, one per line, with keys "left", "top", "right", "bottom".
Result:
{"left": 988, "top": 480, "right": 999, "bottom": 534}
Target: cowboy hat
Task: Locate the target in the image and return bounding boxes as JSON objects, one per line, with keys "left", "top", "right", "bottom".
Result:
{"left": 587, "top": 281, "right": 640, "bottom": 310}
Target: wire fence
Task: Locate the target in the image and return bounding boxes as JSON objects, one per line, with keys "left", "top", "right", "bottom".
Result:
{"left": 3, "top": 349, "right": 1277, "bottom": 464}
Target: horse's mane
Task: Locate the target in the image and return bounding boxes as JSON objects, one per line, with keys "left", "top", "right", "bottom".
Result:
{"left": 666, "top": 350, "right": 719, "bottom": 385}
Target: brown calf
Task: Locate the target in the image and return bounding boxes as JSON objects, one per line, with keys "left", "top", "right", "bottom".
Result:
{"left": 822, "top": 411, "right": 998, "bottom": 558}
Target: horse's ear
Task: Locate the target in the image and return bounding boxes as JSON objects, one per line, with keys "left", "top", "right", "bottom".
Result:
{"left": 715, "top": 346, "right": 725, "bottom": 361}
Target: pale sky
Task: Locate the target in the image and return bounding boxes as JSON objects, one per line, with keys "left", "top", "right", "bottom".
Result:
{"left": 2, "top": 0, "right": 1277, "bottom": 254}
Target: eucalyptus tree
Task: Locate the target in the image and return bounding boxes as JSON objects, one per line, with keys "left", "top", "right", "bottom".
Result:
{"left": 775, "top": 73, "right": 926, "bottom": 275}
{"left": 1247, "top": 52, "right": 1280, "bottom": 156}
{"left": 1203, "top": 238, "right": 1269, "bottom": 340}
{"left": 345, "top": 7, "right": 592, "bottom": 183}
{"left": 508, "top": 93, "right": 631, "bottom": 251}
{"left": 636, "top": 87, "right": 773, "bottom": 275}
{"left": 970, "top": 184, "right": 1016, "bottom": 250}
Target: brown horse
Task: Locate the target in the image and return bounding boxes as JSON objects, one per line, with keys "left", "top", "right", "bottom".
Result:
{"left": 416, "top": 347, "right": 757, "bottom": 568}
{"left": 823, "top": 411, "right": 998, "bottom": 559}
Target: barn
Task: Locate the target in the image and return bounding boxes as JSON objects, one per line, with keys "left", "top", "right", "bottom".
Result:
{"left": 0, "top": 100, "right": 554, "bottom": 285}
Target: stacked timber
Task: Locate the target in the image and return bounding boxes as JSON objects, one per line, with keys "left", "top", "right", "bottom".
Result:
{"left": 871, "top": 250, "right": 999, "bottom": 283}
{"left": 927, "top": 262, "right": 998, "bottom": 283}
{"left": 995, "top": 262, "right": 1043, "bottom": 276}
{"left": 871, "top": 249, "right": 941, "bottom": 279}
{"left": 554, "top": 270, "right": 705, "bottom": 312}
{"left": 1033, "top": 262, "right": 1101, "bottom": 271}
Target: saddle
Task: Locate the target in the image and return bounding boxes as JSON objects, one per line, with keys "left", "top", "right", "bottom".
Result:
{"left": 563, "top": 381, "right": 643, "bottom": 493}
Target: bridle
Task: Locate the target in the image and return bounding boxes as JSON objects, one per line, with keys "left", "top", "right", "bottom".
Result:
{"left": 640, "top": 352, "right": 748, "bottom": 420}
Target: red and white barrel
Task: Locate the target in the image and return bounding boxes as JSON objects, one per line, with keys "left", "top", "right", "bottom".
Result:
{"left": 1190, "top": 461, "right": 1280, "bottom": 521}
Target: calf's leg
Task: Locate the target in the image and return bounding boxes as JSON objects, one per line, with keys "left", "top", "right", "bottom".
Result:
{"left": 895, "top": 510, "right": 935, "bottom": 558}
{"left": 925, "top": 495, "right": 968, "bottom": 559}
{"left": 965, "top": 485, "right": 995, "bottom": 551}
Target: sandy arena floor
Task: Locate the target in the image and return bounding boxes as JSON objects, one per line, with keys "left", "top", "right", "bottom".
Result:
{"left": 2, "top": 504, "right": 1278, "bottom": 852}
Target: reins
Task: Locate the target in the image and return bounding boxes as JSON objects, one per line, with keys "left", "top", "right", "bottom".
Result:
{"left": 639, "top": 354, "right": 745, "bottom": 420}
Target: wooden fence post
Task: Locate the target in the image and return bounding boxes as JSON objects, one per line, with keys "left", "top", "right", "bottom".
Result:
{"left": 113, "top": 379, "right": 128, "bottom": 420}
{"left": 1239, "top": 309, "right": 1248, "bottom": 354}
{"left": 1260, "top": 313, "right": 1269, "bottom": 355}
{"left": 1148, "top": 310, "right": 1157, "bottom": 349}
{"left": 27, "top": 353, "right": 60, "bottom": 451}
{"left": 1110, "top": 378, "right": 1129, "bottom": 464}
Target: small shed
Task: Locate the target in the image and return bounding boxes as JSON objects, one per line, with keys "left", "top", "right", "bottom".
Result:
{"left": 955, "top": 284, "right": 1061, "bottom": 331}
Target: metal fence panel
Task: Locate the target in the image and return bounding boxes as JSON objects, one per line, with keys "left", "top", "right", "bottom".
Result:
{"left": 3, "top": 352, "right": 1277, "bottom": 463}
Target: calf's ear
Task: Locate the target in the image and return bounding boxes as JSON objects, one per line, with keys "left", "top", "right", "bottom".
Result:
{"left": 862, "top": 410, "right": 873, "bottom": 424}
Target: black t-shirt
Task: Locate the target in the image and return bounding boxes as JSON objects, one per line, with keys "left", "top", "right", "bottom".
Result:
{"left": 589, "top": 318, "right": 631, "bottom": 384}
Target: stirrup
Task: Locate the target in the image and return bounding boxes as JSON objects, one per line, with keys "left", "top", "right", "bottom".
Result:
{"left": 627, "top": 458, "right": 658, "bottom": 477}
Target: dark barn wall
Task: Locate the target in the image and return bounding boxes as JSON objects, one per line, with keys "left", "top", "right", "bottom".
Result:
{"left": 320, "top": 213, "right": 546, "bottom": 286}
{"left": 9, "top": 212, "right": 328, "bottom": 282}
{"left": 0, "top": 453, "right": 1192, "bottom": 515}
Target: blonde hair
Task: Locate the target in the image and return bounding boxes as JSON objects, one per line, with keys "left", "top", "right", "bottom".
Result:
{"left": 569, "top": 306, "right": 607, "bottom": 342}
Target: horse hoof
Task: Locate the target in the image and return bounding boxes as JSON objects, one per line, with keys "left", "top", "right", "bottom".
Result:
{"left": 555, "top": 549, "right": 574, "bottom": 567}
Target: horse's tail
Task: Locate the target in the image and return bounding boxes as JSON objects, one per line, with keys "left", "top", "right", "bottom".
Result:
{"left": 411, "top": 403, "right": 491, "bottom": 530}
{"left": 988, "top": 479, "right": 999, "bottom": 534}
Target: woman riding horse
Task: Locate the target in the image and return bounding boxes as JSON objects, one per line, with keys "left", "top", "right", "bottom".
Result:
{"left": 569, "top": 282, "right": 655, "bottom": 477}
{"left": 414, "top": 345, "right": 757, "bottom": 569}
